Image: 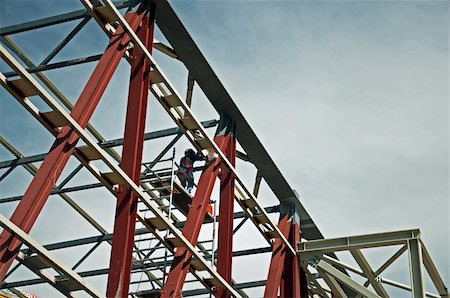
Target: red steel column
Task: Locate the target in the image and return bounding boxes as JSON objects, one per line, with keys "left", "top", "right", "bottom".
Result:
{"left": 263, "top": 214, "right": 292, "bottom": 298}
{"left": 106, "top": 6, "right": 154, "bottom": 298}
{"left": 216, "top": 119, "right": 236, "bottom": 298}
{"left": 300, "top": 262, "right": 308, "bottom": 298}
{"left": 161, "top": 134, "right": 232, "bottom": 298}
{"left": 280, "top": 222, "right": 301, "bottom": 298}
{"left": 0, "top": 8, "right": 147, "bottom": 281}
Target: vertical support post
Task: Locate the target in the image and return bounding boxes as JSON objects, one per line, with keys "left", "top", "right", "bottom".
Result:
{"left": 216, "top": 115, "right": 236, "bottom": 298}
{"left": 0, "top": 8, "right": 147, "bottom": 281}
{"left": 161, "top": 121, "right": 234, "bottom": 298}
{"left": 266, "top": 193, "right": 307, "bottom": 298}
{"left": 106, "top": 3, "right": 154, "bottom": 297}
{"left": 299, "top": 261, "right": 308, "bottom": 297}
{"left": 408, "top": 238, "right": 425, "bottom": 298}
{"left": 264, "top": 214, "right": 292, "bottom": 298}
{"left": 253, "top": 171, "right": 262, "bottom": 197}
{"left": 281, "top": 222, "right": 301, "bottom": 298}
{"left": 185, "top": 73, "right": 194, "bottom": 107}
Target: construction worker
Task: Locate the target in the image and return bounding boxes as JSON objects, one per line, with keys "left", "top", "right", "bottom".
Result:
{"left": 177, "top": 149, "right": 207, "bottom": 193}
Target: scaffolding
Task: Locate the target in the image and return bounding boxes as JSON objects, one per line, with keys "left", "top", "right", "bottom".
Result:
{"left": 0, "top": 1, "right": 448, "bottom": 297}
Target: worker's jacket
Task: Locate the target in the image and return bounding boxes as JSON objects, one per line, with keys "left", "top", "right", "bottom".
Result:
{"left": 179, "top": 153, "right": 204, "bottom": 174}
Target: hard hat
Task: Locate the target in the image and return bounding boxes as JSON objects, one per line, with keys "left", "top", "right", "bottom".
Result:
{"left": 185, "top": 148, "right": 195, "bottom": 155}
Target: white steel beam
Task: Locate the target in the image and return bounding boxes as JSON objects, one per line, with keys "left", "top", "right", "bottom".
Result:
{"left": 0, "top": 214, "right": 104, "bottom": 298}
{"left": 378, "top": 277, "right": 441, "bottom": 298}
{"left": 420, "top": 240, "right": 449, "bottom": 297}
{"left": 316, "top": 267, "right": 347, "bottom": 298}
{"left": 408, "top": 238, "right": 425, "bottom": 298}
{"left": 317, "top": 260, "right": 381, "bottom": 298}
{"left": 322, "top": 255, "right": 364, "bottom": 277}
{"left": 363, "top": 244, "right": 408, "bottom": 288}
{"left": 350, "top": 249, "right": 390, "bottom": 297}
{"left": 298, "top": 229, "right": 420, "bottom": 253}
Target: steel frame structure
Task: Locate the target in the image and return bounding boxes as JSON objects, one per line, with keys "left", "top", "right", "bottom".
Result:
{"left": 298, "top": 229, "right": 448, "bottom": 298}
{"left": 0, "top": 1, "right": 447, "bottom": 297}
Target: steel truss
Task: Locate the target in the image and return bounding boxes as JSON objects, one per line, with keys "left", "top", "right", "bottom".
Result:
{"left": 298, "top": 229, "right": 448, "bottom": 298}
{"left": 0, "top": 1, "right": 447, "bottom": 298}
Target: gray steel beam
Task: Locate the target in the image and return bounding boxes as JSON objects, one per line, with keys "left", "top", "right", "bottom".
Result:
{"left": 378, "top": 278, "right": 441, "bottom": 298}
{"left": 5, "top": 247, "right": 271, "bottom": 290}
{"left": 18, "top": 213, "right": 276, "bottom": 254}
{"left": 2, "top": 54, "right": 103, "bottom": 78}
{"left": 0, "top": 1, "right": 131, "bottom": 36}
{"left": 154, "top": 0, "right": 322, "bottom": 241}
{"left": 0, "top": 119, "right": 218, "bottom": 169}
{"left": 39, "top": 17, "right": 91, "bottom": 66}
{"left": 317, "top": 260, "right": 381, "bottom": 298}
{"left": 142, "top": 134, "right": 182, "bottom": 174}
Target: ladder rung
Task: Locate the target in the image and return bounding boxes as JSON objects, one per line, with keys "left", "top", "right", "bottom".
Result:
{"left": 264, "top": 230, "right": 279, "bottom": 239}
{"left": 101, "top": 171, "right": 126, "bottom": 185}
{"left": 8, "top": 78, "right": 39, "bottom": 97}
{"left": 152, "top": 185, "right": 171, "bottom": 191}
{"left": 40, "top": 110, "right": 70, "bottom": 128}
{"left": 203, "top": 277, "right": 221, "bottom": 287}
{"left": 93, "top": 5, "right": 117, "bottom": 24}
{"left": 253, "top": 214, "right": 269, "bottom": 224}
{"left": 145, "top": 217, "right": 168, "bottom": 231}
{"left": 76, "top": 145, "right": 103, "bottom": 161}
{"left": 25, "top": 255, "right": 52, "bottom": 270}
{"left": 56, "top": 278, "right": 84, "bottom": 292}
{"left": 241, "top": 198, "right": 257, "bottom": 209}
{"left": 179, "top": 116, "right": 198, "bottom": 130}
{"left": 194, "top": 136, "right": 211, "bottom": 149}
{"left": 150, "top": 69, "right": 165, "bottom": 84}
{"left": 161, "top": 95, "right": 181, "bottom": 108}
{"left": 166, "top": 237, "right": 184, "bottom": 247}
{"left": 190, "top": 259, "right": 208, "bottom": 271}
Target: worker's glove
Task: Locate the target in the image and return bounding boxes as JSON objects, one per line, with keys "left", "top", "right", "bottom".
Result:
{"left": 205, "top": 149, "right": 218, "bottom": 161}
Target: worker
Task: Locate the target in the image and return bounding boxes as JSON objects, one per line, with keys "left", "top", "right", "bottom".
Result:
{"left": 177, "top": 149, "right": 207, "bottom": 193}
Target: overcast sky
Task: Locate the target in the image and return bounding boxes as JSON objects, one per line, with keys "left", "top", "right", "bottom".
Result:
{"left": 0, "top": 0, "right": 448, "bottom": 297}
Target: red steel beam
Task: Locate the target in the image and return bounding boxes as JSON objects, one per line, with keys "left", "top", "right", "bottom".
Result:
{"left": 161, "top": 134, "right": 233, "bottom": 298}
{"left": 0, "top": 8, "right": 147, "bottom": 281}
{"left": 263, "top": 214, "right": 292, "bottom": 298}
{"left": 106, "top": 7, "right": 154, "bottom": 298}
{"left": 216, "top": 121, "right": 236, "bottom": 298}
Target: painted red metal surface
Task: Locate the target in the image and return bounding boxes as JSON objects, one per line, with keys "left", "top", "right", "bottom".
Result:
{"left": 106, "top": 10, "right": 154, "bottom": 298}
{"left": 0, "top": 9, "right": 146, "bottom": 281}
{"left": 263, "top": 214, "right": 292, "bottom": 298}
{"left": 161, "top": 134, "right": 232, "bottom": 298}
{"left": 300, "top": 263, "right": 308, "bottom": 298}
{"left": 281, "top": 222, "right": 301, "bottom": 298}
{"left": 216, "top": 129, "right": 236, "bottom": 298}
